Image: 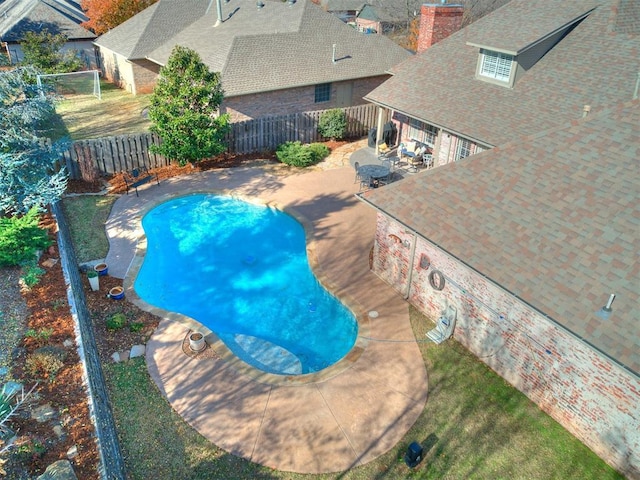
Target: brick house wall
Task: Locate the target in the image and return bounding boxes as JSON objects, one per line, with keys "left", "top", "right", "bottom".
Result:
{"left": 371, "top": 212, "right": 640, "bottom": 478}
{"left": 223, "top": 76, "right": 389, "bottom": 122}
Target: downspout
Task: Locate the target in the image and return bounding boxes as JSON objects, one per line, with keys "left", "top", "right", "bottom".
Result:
{"left": 404, "top": 229, "right": 418, "bottom": 299}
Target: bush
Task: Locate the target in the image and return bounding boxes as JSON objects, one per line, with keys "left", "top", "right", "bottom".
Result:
{"left": 307, "top": 143, "right": 330, "bottom": 162}
{"left": 106, "top": 313, "right": 127, "bottom": 331}
{"left": 276, "top": 141, "right": 314, "bottom": 167}
{"left": 318, "top": 108, "right": 347, "bottom": 140}
{"left": 24, "top": 328, "right": 53, "bottom": 348}
{"left": 0, "top": 208, "right": 51, "bottom": 266}
{"left": 25, "top": 346, "right": 66, "bottom": 381}
{"left": 20, "top": 261, "right": 45, "bottom": 287}
{"left": 130, "top": 322, "right": 145, "bottom": 333}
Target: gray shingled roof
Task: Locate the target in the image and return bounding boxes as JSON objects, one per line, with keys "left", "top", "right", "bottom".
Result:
{"left": 463, "top": 0, "right": 597, "bottom": 53}
{"left": 360, "top": 99, "right": 640, "bottom": 375}
{"left": 365, "top": 0, "right": 640, "bottom": 148}
{"left": 95, "top": 0, "right": 411, "bottom": 97}
{"left": 0, "top": 0, "right": 94, "bottom": 41}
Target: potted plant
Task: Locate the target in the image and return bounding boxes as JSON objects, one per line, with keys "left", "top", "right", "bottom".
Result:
{"left": 87, "top": 270, "right": 99, "bottom": 291}
{"left": 94, "top": 263, "right": 108, "bottom": 276}
{"left": 189, "top": 332, "right": 206, "bottom": 352}
{"left": 107, "top": 286, "right": 125, "bottom": 300}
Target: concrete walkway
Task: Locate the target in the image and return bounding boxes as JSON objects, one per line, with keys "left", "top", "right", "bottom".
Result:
{"left": 104, "top": 146, "right": 428, "bottom": 474}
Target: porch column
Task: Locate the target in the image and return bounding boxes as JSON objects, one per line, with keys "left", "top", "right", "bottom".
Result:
{"left": 375, "top": 106, "right": 386, "bottom": 155}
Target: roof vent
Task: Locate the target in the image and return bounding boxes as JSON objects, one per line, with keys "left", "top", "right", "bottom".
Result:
{"left": 257, "top": 1, "right": 264, "bottom": 8}
{"left": 287, "top": 0, "right": 296, "bottom": 5}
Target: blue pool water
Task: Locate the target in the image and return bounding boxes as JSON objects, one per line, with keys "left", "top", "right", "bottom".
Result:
{"left": 134, "top": 194, "right": 358, "bottom": 374}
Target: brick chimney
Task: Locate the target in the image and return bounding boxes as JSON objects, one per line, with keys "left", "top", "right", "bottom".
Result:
{"left": 417, "top": 3, "right": 464, "bottom": 53}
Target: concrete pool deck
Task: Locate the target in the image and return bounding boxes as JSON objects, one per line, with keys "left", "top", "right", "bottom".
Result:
{"left": 103, "top": 158, "right": 429, "bottom": 473}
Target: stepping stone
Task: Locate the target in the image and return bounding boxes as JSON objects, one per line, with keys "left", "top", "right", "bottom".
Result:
{"left": 32, "top": 403, "right": 56, "bottom": 423}
{"left": 37, "top": 459, "right": 77, "bottom": 480}
{"left": 130, "top": 345, "right": 145, "bottom": 358}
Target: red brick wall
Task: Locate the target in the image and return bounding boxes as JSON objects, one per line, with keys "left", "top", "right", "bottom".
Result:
{"left": 372, "top": 214, "right": 640, "bottom": 478}
{"left": 222, "top": 76, "right": 389, "bottom": 122}
{"left": 417, "top": 4, "right": 464, "bottom": 53}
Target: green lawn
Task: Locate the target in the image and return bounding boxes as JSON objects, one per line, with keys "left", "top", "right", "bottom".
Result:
{"left": 60, "top": 195, "right": 117, "bottom": 263}
{"left": 51, "top": 80, "right": 151, "bottom": 140}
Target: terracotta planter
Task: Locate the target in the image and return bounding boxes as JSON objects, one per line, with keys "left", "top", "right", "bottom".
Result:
{"left": 108, "top": 286, "right": 125, "bottom": 300}
{"left": 189, "top": 332, "right": 206, "bottom": 352}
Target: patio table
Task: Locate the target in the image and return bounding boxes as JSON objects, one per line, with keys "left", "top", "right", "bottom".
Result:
{"left": 358, "top": 164, "right": 390, "bottom": 187}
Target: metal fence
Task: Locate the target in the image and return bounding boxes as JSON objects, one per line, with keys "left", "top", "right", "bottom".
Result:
{"left": 61, "top": 104, "right": 383, "bottom": 180}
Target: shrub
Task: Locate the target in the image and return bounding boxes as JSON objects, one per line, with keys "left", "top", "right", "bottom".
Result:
{"left": 0, "top": 208, "right": 51, "bottom": 266}
{"left": 24, "top": 328, "right": 53, "bottom": 348}
{"left": 106, "top": 313, "right": 127, "bottom": 331}
{"left": 307, "top": 142, "right": 330, "bottom": 162}
{"left": 25, "top": 347, "right": 66, "bottom": 381}
{"left": 318, "top": 108, "right": 347, "bottom": 140}
{"left": 20, "top": 261, "right": 45, "bottom": 287}
{"left": 130, "top": 322, "right": 145, "bottom": 333}
{"left": 276, "top": 141, "right": 314, "bottom": 167}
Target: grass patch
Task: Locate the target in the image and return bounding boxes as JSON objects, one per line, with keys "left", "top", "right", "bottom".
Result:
{"left": 61, "top": 195, "right": 116, "bottom": 263}
{"left": 52, "top": 80, "right": 151, "bottom": 140}
{"left": 102, "top": 307, "right": 623, "bottom": 479}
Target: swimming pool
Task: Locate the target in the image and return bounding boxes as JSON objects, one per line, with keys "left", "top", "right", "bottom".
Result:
{"left": 134, "top": 194, "right": 358, "bottom": 374}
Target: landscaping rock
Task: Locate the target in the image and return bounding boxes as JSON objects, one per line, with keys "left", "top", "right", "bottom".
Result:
{"left": 53, "top": 424, "right": 65, "bottom": 439}
{"left": 66, "top": 445, "right": 78, "bottom": 460}
{"left": 63, "top": 339, "right": 74, "bottom": 348}
{"left": 2, "top": 380, "right": 23, "bottom": 397}
{"left": 36, "top": 459, "right": 78, "bottom": 480}
{"left": 130, "top": 344, "right": 145, "bottom": 358}
{"left": 42, "top": 258, "right": 59, "bottom": 268}
{"left": 110, "top": 351, "right": 121, "bottom": 362}
{"left": 32, "top": 403, "right": 56, "bottom": 423}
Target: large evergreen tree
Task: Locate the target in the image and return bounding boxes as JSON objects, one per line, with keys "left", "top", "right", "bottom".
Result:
{"left": 20, "top": 30, "right": 84, "bottom": 73}
{"left": 0, "top": 67, "right": 68, "bottom": 214}
{"left": 148, "top": 46, "right": 230, "bottom": 166}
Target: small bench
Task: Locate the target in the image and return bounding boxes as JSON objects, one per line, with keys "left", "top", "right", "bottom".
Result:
{"left": 122, "top": 166, "right": 160, "bottom": 197}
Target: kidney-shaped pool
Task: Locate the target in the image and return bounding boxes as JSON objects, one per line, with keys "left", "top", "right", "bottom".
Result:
{"left": 134, "top": 194, "right": 358, "bottom": 375}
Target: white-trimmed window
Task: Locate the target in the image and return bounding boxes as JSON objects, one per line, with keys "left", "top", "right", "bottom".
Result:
{"left": 479, "top": 50, "right": 513, "bottom": 83}
{"left": 408, "top": 118, "right": 438, "bottom": 146}
{"left": 455, "top": 138, "right": 473, "bottom": 161}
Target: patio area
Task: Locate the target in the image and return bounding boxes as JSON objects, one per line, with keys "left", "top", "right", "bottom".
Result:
{"left": 103, "top": 162, "right": 428, "bottom": 473}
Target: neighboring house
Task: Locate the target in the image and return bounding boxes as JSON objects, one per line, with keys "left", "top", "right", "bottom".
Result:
{"left": 355, "top": 4, "right": 406, "bottom": 35}
{"left": 360, "top": 0, "right": 640, "bottom": 476}
{"left": 0, "top": 0, "right": 97, "bottom": 67}
{"left": 94, "top": 0, "right": 411, "bottom": 122}
{"left": 313, "top": 0, "right": 365, "bottom": 22}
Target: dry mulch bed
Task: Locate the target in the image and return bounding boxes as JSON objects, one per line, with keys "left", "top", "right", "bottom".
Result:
{"left": 4, "top": 216, "right": 100, "bottom": 479}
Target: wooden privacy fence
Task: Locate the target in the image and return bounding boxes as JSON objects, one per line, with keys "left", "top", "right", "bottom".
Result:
{"left": 61, "top": 103, "right": 384, "bottom": 180}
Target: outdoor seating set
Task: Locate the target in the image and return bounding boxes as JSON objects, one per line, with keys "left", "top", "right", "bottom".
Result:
{"left": 398, "top": 141, "right": 434, "bottom": 172}
{"left": 353, "top": 139, "right": 435, "bottom": 191}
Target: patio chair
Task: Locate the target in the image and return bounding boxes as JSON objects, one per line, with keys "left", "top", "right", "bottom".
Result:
{"left": 359, "top": 175, "right": 372, "bottom": 191}
{"left": 422, "top": 153, "right": 434, "bottom": 169}
{"left": 354, "top": 161, "right": 362, "bottom": 184}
